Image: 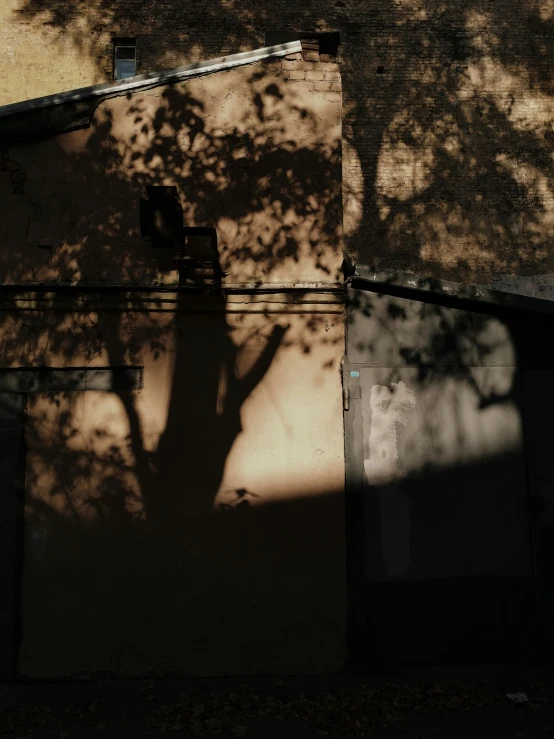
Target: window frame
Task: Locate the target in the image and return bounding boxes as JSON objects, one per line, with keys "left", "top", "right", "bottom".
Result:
{"left": 113, "top": 38, "right": 137, "bottom": 81}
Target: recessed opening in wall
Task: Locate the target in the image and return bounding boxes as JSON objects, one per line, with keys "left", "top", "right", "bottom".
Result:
{"left": 264, "top": 31, "right": 340, "bottom": 61}
{"left": 184, "top": 230, "right": 216, "bottom": 261}
{"left": 177, "top": 228, "right": 222, "bottom": 287}
{"left": 113, "top": 38, "right": 137, "bottom": 80}
{"left": 140, "top": 186, "right": 183, "bottom": 250}
{"left": 139, "top": 187, "right": 221, "bottom": 285}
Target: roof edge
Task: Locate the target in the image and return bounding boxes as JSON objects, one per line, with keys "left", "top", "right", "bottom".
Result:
{"left": 351, "top": 266, "right": 554, "bottom": 318}
{"left": 0, "top": 41, "right": 302, "bottom": 121}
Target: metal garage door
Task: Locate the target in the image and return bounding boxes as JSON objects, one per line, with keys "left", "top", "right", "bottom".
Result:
{"left": 344, "top": 277, "right": 553, "bottom": 666}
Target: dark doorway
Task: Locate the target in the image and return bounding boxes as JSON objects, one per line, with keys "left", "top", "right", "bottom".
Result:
{"left": 0, "top": 367, "right": 141, "bottom": 678}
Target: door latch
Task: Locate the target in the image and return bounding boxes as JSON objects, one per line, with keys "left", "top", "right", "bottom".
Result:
{"left": 343, "top": 387, "right": 350, "bottom": 411}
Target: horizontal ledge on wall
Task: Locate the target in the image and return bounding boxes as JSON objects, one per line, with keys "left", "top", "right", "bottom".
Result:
{"left": 0, "top": 303, "right": 344, "bottom": 316}
{"left": 0, "top": 281, "right": 345, "bottom": 293}
{"left": 0, "top": 367, "right": 143, "bottom": 394}
{"left": 0, "top": 283, "right": 346, "bottom": 313}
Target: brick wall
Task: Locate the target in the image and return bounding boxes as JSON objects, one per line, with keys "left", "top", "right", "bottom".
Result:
{"left": 3, "top": 1, "right": 554, "bottom": 285}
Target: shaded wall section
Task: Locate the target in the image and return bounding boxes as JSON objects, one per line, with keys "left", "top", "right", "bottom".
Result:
{"left": 344, "top": 285, "right": 554, "bottom": 666}
{"left": 12, "top": 296, "right": 346, "bottom": 677}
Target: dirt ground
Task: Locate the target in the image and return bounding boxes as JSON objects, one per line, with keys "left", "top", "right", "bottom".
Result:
{"left": 0, "top": 667, "right": 553, "bottom": 739}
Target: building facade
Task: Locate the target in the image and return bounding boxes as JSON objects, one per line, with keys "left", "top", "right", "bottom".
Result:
{"left": 0, "top": 43, "right": 348, "bottom": 677}
{"left": 2, "top": 2, "right": 554, "bottom": 677}
{"left": 2, "top": 1, "right": 554, "bottom": 289}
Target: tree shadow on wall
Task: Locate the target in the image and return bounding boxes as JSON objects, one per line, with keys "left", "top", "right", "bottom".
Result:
{"left": 345, "top": 284, "right": 554, "bottom": 668}
{"left": 344, "top": 2, "right": 554, "bottom": 281}
{"left": 1, "top": 63, "right": 343, "bottom": 515}
{"left": 8, "top": 0, "right": 554, "bottom": 674}
{"left": 14, "top": 1, "right": 554, "bottom": 283}
{"left": 0, "top": 63, "right": 345, "bottom": 675}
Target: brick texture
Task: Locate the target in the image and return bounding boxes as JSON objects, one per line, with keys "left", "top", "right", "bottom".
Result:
{"left": 3, "top": 1, "right": 554, "bottom": 283}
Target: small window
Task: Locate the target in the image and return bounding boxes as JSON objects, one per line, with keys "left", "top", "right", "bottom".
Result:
{"left": 114, "top": 39, "right": 136, "bottom": 80}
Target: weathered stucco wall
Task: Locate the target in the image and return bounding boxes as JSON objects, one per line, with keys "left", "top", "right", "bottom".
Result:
{"left": 0, "top": 50, "right": 346, "bottom": 675}
{"left": 1, "top": 57, "right": 342, "bottom": 286}
{"left": 2, "top": 294, "right": 346, "bottom": 677}
{"left": 3, "top": 1, "right": 554, "bottom": 291}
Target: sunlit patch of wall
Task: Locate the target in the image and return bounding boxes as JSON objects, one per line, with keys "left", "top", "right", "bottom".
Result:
{"left": 25, "top": 391, "right": 144, "bottom": 524}
{"left": 214, "top": 310, "right": 344, "bottom": 508}
{"left": 348, "top": 289, "right": 521, "bottom": 480}
{"left": 341, "top": 137, "right": 364, "bottom": 242}
{"left": 361, "top": 367, "right": 521, "bottom": 480}
{"left": 0, "top": 1, "right": 104, "bottom": 105}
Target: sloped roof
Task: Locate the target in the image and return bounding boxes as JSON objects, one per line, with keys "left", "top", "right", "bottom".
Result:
{"left": 0, "top": 41, "right": 301, "bottom": 145}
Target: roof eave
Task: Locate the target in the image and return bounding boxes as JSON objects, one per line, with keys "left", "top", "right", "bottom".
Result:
{"left": 0, "top": 41, "right": 302, "bottom": 144}
{"left": 350, "top": 266, "right": 554, "bottom": 319}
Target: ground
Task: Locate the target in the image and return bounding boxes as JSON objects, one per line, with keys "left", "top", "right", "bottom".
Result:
{"left": 0, "top": 668, "right": 553, "bottom": 738}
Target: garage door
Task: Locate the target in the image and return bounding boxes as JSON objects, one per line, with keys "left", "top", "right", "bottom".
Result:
{"left": 344, "top": 283, "right": 552, "bottom": 666}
